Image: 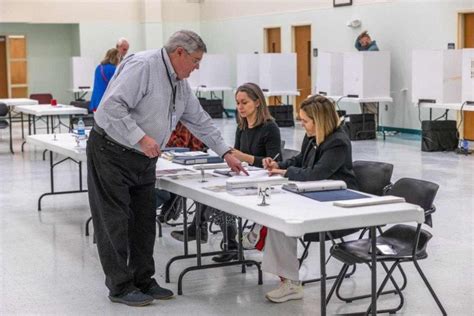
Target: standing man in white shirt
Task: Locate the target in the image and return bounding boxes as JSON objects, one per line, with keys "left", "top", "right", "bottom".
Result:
{"left": 88, "top": 30, "right": 246, "bottom": 307}
{"left": 116, "top": 37, "right": 130, "bottom": 60}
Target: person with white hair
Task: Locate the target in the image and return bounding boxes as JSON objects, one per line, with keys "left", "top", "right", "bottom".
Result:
{"left": 88, "top": 30, "right": 247, "bottom": 307}
{"left": 116, "top": 37, "right": 129, "bottom": 59}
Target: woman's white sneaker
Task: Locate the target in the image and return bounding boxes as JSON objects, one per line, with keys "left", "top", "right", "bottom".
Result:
{"left": 265, "top": 279, "right": 304, "bottom": 303}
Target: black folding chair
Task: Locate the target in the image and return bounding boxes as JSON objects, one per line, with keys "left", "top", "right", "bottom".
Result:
{"left": 299, "top": 160, "right": 394, "bottom": 286}
{"left": 327, "top": 178, "right": 447, "bottom": 315}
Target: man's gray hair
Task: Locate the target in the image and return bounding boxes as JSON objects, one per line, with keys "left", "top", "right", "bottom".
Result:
{"left": 164, "top": 30, "right": 207, "bottom": 54}
{"left": 116, "top": 37, "right": 129, "bottom": 47}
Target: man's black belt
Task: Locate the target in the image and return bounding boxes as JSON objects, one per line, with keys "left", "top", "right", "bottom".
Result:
{"left": 92, "top": 124, "right": 147, "bottom": 157}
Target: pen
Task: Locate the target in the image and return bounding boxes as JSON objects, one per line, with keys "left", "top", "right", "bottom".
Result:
{"left": 272, "top": 153, "right": 280, "bottom": 161}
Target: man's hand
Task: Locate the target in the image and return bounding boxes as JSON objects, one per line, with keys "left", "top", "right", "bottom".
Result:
{"left": 224, "top": 152, "right": 249, "bottom": 175}
{"left": 262, "top": 157, "right": 279, "bottom": 171}
{"left": 138, "top": 135, "right": 161, "bottom": 158}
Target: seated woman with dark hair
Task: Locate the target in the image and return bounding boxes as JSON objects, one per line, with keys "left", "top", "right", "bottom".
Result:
{"left": 171, "top": 82, "right": 282, "bottom": 263}
{"left": 261, "top": 95, "right": 358, "bottom": 303}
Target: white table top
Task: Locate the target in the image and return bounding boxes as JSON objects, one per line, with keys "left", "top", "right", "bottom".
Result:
{"left": 68, "top": 88, "right": 92, "bottom": 93}
{"left": 157, "top": 162, "right": 424, "bottom": 237}
{"left": 326, "top": 95, "right": 393, "bottom": 103}
{"left": 0, "top": 98, "right": 39, "bottom": 107}
{"left": 192, "top": 86, "right": 233, "bottom": 92}
{"left": 263, "top": 90, "right": 300, "bottom": 97}
{"left": 15, "top": 104, "right": 88, "bottom": 116}
{"left": 416, "top": 102, "right": 474, "bottom": 112}
{"left": 27, "top": 133, "right": 87, "bottom": 162}
{"left": 25, "top": 134, "right": 423, "bottom": 238}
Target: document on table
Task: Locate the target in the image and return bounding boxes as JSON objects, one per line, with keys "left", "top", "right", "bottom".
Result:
{"left": 156, "top": 168, "right": 197, "bottom": 178}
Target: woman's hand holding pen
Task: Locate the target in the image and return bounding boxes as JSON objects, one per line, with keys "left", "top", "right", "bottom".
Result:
{"left": 263, "top": 153, "right": 280, "bottom": 171}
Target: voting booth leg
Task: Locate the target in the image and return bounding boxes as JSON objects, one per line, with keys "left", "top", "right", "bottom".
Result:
{"left": 38, "top": 151, "right": 88, "bottom": 211}
{"left": 8, "top": 110, "right": 14, "bottom": 154}
{"left": 20, "top": 112, "right": 24, "bottom": 139}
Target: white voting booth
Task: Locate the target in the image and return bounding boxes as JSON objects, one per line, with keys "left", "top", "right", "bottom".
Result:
{"left": 236, "top": 53, "right": 297, "bottom": 93}
{"left": 236, "top": 54, "right": 259, "bottom": 86}
{"left": 70, "top": 57, "right": 95, "bottom": 90}
{"left": 258, "top": 53, "right": 297, "bottom": 93}
{"left": 462, "top": 48, "right": 474, "bottom": 103}
{"left": 316, "top": 52, "right": 344, "bottom": 96}
{"left": 343, "top": 51, "right": 391, "bottom": 98}
{"left": 187, "top": 54, "right": 232, "bottom": 90}
{"left": 412, "top": 50, "right": 462, "bottom": 103}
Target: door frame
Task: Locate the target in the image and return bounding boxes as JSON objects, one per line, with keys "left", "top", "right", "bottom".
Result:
{"left": 291, "top": 23, "right": 313, "bottom": 112}
{"left": 263, "top": 25, "right": 282, "bottom": 53}
{"left": 456, "top": 10, "right": 474, "bottom": 139}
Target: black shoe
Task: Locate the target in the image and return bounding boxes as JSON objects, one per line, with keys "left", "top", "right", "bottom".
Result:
{"left": 171, "top": 226, "right": 208, "bottom": 243}
{"left": 144, "top": 284, "right": 174, "bottom": 300}
{"left": 212, "top": 251, "right": 239, "bottom": 263}
{"left": 108, "top": 289, "right": 154, "bottom": 306}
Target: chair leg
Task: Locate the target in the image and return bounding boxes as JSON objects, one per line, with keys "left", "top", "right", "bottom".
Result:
{"left": 156, "top": 215, "right": 163, "bottom": 238}
{"left": 85, "top": 216, "right": 93, "bottom": 236}
{"left": 209, "top": 220, "right": 221, "bottom": 234}
{"left": 366, "top": 261, "right": 405, "bottom": 315}
{"left": 298, "top": 241, "right": 311, "bottom": 268}
{"left": 396, "top": 264, "right": 408, "bottom": 291}
{"left": 335, "top": 262, "right": 400, "bottom": 303}
{"left": 413, "top": 260, "right": 447, "bottom": 316}
{"left": 327, "top": 263, "right": 350, "bottom": 304}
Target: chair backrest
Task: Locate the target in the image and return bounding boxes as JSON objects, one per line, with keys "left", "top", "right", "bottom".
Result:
{"left": 282, "top": 148, "right": 299, "bottom": 161}
{"left": 385, "top": 177, "right": 439, "bottom": 213}
{"left": 30, "top": 93, "right": 53, "bottom": 104}
{"left": 353, "top": 160, "right": 394, "bottom": 196}
{"left": 0, "top": 103, "right": 8, "bottom": 117}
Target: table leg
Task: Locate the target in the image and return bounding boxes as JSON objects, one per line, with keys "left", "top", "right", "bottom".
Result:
{"left": 370, "top": 226, "right": 377, "bottom": 315}
{"left": 320, "top": 231, "right": 327, "bottom": 316}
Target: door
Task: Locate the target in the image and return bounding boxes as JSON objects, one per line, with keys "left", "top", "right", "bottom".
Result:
{"left": 0, "top": 36, "right": 7, "bottom": 98}
{"left": 265, "top": 27, "right": 281, "bottom": 106}
{"left": 294, "top": 25, "right": 311, "bottom": 116}
{"left": 8, "top": 35, "right": 28, "bottom": 98}
{"left": 463, "top": 13, "right": 474, "bottom": 140}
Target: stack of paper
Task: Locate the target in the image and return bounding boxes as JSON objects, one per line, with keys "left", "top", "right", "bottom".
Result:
{"left": 282, "top": 180, "right": 347, "bottom": 193}
{"left": 226, "top": 170, "right": 288, "bottom": 190}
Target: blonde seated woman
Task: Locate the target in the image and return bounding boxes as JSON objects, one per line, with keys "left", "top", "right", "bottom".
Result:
{"left": 261, "top": 95, "right": 358, "bottom": 303}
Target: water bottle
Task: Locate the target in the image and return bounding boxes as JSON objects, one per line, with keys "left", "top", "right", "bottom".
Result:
{"left": 77, "top": 117, "right": 86, "bottom": 139}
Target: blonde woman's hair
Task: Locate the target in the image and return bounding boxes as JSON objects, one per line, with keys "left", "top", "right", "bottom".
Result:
{"left": 101, "top": 48, "right": 121, "bottom": 66}
{"left": 300, "top": 95, "right": 340, "bottom": 145}
{"left": 235, "top": 82, "right": 273, "bottom": 130}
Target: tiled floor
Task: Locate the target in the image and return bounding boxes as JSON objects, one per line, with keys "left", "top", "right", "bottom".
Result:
{"left": 0, "top": 118, "right": 472, "bottom": 315}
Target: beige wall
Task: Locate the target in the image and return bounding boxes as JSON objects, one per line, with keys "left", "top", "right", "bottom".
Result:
{"left": 200, "top": 0, "right": 393, "bottom": 21}
{"left": 0, "top": 0, "right": 202, "bottom": 24}
{"left": 0, "top": 0, "right": 144, "bottom": 23}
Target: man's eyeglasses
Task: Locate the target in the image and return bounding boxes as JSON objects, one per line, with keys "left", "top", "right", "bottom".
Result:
{"left": 185, "top": 50, "right": 202, "bottom": 65}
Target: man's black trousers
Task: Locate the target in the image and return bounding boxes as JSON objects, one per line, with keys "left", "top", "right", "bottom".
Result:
{"left": 87, "top": 129, "right": 158, "bottom": 296}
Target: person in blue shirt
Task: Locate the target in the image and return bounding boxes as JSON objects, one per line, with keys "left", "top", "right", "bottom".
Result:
{"left": 355, "top": 30, "right": 379, "bottom": 51}
{"left": 89, "top": 48, "right": 121, "bottom": 112}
